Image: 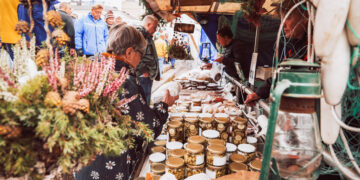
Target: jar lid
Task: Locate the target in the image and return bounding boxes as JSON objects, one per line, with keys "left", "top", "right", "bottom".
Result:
{"left": 149, "top": 152, "right": 166, "bottom": 163}
{"left": 168, "top": 120, "right": 182, "bottom": 128}
{"left": 184, "top": 113, "right": 199, "bottom": 118}
{"left": 186, "top": 163, "right": 205, "bottom": 169}
{"left": 156, "top": 135, "right": 168, "bottom": 141}
{"left": 208, "top": 139, "right": 226, "bottom": 146}
{"left": 170, "top": 113, "right": 183, "bottom": 118}
{"left": 166, "top": 157, "right": 184, "bottom": 168}
{"left": 176, "top": 106, "right": 188, "bottom": 111}
{"left": 166, "top": 141, "right": 183, "bottom": 150}
{"left": 151, "top": 163, "right": 165, "bottom": 173}
{"left": 154, "top": 140, "right": 167, "bottom": 146}
{"left": 207, "top": 83, "right": 218, "bottom": 87}
{"left": 214, "top": 113, "right": 229, "bottom": 120}
{"left": 202, "top": 130, "right": 220, "bottom": 139}
{"left": 192, "top": 99, "right": 201, "bottom": 103}
{"left": 197, "top": 86, "right": 206, "bottom": 90}
{"left": 229, "top": 154, "right": 246, "bottom": 163}
{"left": 247, "top": 136, "right": 258, "bottom": 144}
{"left": 249, "top": 159, "right": 262, "bottom": 170}
{"left": 238, "top": 144, "right": 256, "bottom": 153}
{"left": 188, "top": 136, "right": 206, "bottom": 144}
{"left": 199, "top": 113, "right": 213, "bottom": 118}
{"left": 229, "top": 111, "right": 241, "bottom": 116}
{"left": 226, "top": 143, "right": 237, "bottom": 152}
{"left": 151, "top": 146, "right": 165, "bottom": 153}
{"left": 169, "top": 149, "right": 186, "bottom": 158}
{"left": 206, "top": 164, "right": 225, "bottom": 170}
{"left": 233, "top": 116, "right": 248, "bottom": 124}
{"left": 229, "top": 162, "right": 248, "bottom": 172}
{"left": 190, "top": 107, "right": 202, "bottom": 112}
{"left": 207, "top": 144, "right": 226, "bottom": 154}
{"left": 185, "top": 143, "right": 204, "bottom": 153}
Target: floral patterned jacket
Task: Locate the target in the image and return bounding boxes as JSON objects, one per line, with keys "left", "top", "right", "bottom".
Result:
{"left": 74, "top": 60, "right": 169, "bottom": 180}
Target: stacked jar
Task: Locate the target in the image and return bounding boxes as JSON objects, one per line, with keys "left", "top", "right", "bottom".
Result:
{"left": 168, "top": 121, "right": 183, "bottom": 142}
{"left": 184, "top": 143, "right": 205, "bottom": 177}
{"left": 202, "top": 130, "right": 220, "bottom": 147}
{"left": 228, "top": 162, "right": 248, "bottom": 174}
{"left": 166, "top": 157, "right": 185, "bottom": 179}
{"left": 206, "top": 144, "right": 227, "bottom": 178}
{"left": 192, "top": 99, "right": 202, "bottom": 107}
{"left": 149, "top": 152, "right": 166, "bottom": 165}
{"left": 184, "top": 113, "right": 199, "bottom": 139}
{"left": 189, "top": 106, "right": 202, "bottom": 113}
{"left": 214, "top": 113, "right": 230, "bottom": 142}
{"left": 225, "top": 143, "right": 237, "bottom": 163}
{"left": 249, "top": 159, "right": 262, "bottom": 172}
{"left": 151, "top": 146, "right": 166, "bottom": 154}
{"left": 187, "top": 135, "right": 206, "bottom": 148}
{"left": 208, "top": 139, "right": 226, "bottom": 147}
{"left": 237, "top": 144, "right": 256, "bottom": 163}
{"left": 232, "top": 116, "right": 248, "bottom": 145}
{"left": 170, "top": 113, "right": 184, "bottom": 122}
{"left": 166, "top": 141, "right": 183, "bottom": 158}
{"left": 151, "top": 163, "right": 166, "bottom": 176}
{"left": 169, "top": 149, "right": 186, "bottom": 159}
{"left": 199, "top": 113, "right": 214, "bottom": 133}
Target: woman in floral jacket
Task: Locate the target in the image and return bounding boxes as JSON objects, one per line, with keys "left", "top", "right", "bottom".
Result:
{"left": 75, "top": 24, "right": 178, "bottom": 180}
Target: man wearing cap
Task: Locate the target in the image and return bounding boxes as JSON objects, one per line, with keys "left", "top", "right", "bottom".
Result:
{"left": 105, "top": 10, "right": 114, "bottom": 29}
{"left": 74, "top": 4, "right": 108, "bottom": 56}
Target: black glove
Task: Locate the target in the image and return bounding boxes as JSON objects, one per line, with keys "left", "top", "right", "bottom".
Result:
{"left": 76, "top": 49, "right": 83, "bottom": 56}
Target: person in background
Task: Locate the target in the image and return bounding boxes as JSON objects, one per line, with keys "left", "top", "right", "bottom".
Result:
{"left": 105, "top": 10, "right": 114, "bottom": 29}
{"left": 74, "top": 24, "right": 178, "bottom": 180}
{"left": 17, "top": 0, "right": 59, "bottom": 47}
{"left": 0, "top": 0, "right": 21, "bottom": 61}
{"left": 75, "top": 4, "right": 108, "bottom": 57}
{"left": 244, "top": 0, "right": 308, "bottom": 106}
{"left": 135, "top": 15, "right": 159, "bottom": 105}
{"left": 115, "top": 16, "right": 122, "bottom": 24}
{"left": 154, "top": 33, "right": 168, "bottom": 77}
{"left": 164, "top": 33, "right": 170, "bottom": 64}
{"left": 58, "top": 2, "right": 75, "bottom": 54}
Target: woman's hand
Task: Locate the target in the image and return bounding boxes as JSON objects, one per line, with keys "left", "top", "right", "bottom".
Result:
{"left": 163, "top": 90, "right": 179, "bottom": 106}
{"left": 244, "top": 93, "right": 260, "bottom": 107}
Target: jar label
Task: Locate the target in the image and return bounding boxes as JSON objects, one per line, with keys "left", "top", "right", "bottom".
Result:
{"left": 206, "top": 168, "right": 216, "bottom": 178}
{"left": 213, "top": 155, "right": 226, "bottom": 166}
{"left": 169, "top": 128, "right": 176, "bottom": 136}
{"left": 196, "top": 154, "right": 204, "bottom": 165}
{"left": 218, "top": 124, "right": 224, "bottom": 131}
{"left": 238, "top": 124, "right": 245, "bottom": 129}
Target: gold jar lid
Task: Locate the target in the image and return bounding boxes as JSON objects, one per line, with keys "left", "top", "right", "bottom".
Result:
{"left": 214, "top": 113, "right": 229, "bottom": 122}
{"left": 186, "top": 163, "right": 205, "bottom": 169}
{"left": 229, "top": 162, "right": 248, "bottom": 172}
{"left": 207, "top": 144, "right": 226, "bottom": 154}
{"left": 170, "top": 149, "right": 186, "bottom": 158}
{"left": 151, "top": 163, "right": 165, "bottom": 174}
{"left": 206, "top": 164, "right": 226, "bottom": 170}
{"left": 249, "top": 159, "right": 262, "bottom": 171}
{"left": 166, "top": 157, "right": 184, "bottom": 168}
{"left": 185, "top": 143, "right": 204, "bottom": 154}
{"left": 208, "top": 139, "right": 226, "bottom": 146}
{"left": 199, "top": 113, "right": 213, "bottom": 122}
{"left": 154, "top": 140, "right": 167, "bottom": 147}
{"left": 229, "top": 154, "right": 246, "bottom": 163}
{"left": 188, "top": 136, "right": 206, "bottom": 144}
{"left": 151, "top": 146, "right": 166, "bottom": 153}
{"left": 170, "top": 113, "right": 183, "bottom": 120}
{"left": 233, "top": 116, "right": 248, "bottom": 124}
{"left": 168, "top": 120, "right": 182, "bottom": 128}
{"left": 184, "top": 113, "right": 199, "bottom": 123}
{"left": 190, "top": 107, "right": 202, "bottom": 113}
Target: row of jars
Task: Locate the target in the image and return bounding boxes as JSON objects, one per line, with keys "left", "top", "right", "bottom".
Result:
{"left": 168, "top": 112, "right": 248, "bottom": 145}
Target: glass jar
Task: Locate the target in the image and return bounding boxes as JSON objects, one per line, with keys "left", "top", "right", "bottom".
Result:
{"left": 206, "top": 164, "right": 226, "bottom": 179}
{"left": 187, "top": 135, "right": 206, "bottom": 147}
{"left": 226, "top": 143, "right": 237, "bottom": 162}
{"left": 149, "top": 152, "right": 166, "bottom": 165}
{"left": 151, "top": 146, "right": 166, "bottom": 154}
{"left": 192, "top": 99, "right": 202, "bottom": 107}
{"left": 184, "top": 113, "right": 199, "bottom": 138}
{"left": 229, "top": 153, "right": 246, "bottom": 164}
{"left": 246, "top": 136, "right": 258, "bottom": 148}
{"left": 166, "top": 157, "right": 185, "bottom": 180}
{"left": 177, "top": 106, "right": 189, "bottom": 113}
{"left": 228, "top": 162, "right": 248, "bottom": 174}
{"left": 202, "top": 130, "right": 220, "bottom": 146}
{"left": 168, "top": 121, "right": 183, "bottom": 142}
{"left": 190, "top": 106, "right": 202, "bottom": 113}
{"left": 232, "top": 117, "right": 248, "bottom": 145}
{"left": 184, "top": 143, "right": 205, "bottom": 166}
{"left": 178, "top": 101, "right": 191, "bottom": 108}
{"left": 186, "top": 164, "right": 205, "bottom": 177}
{"left": 215, "top": 113, "right": 230, "bottom": 142}
{"left": 169, "top": 149, "right": 186, "bottom": 159}
{"left": 207, "top": 144, "right": 226, "bottom": 166}
{"left": 154, "top": 140, "right": 167, "bottom": 147}
{"left": 237, "top": 144, "right": 256, "bottom": 163}
{"left": 249, "top": 159, "right": 262, "bottom": 172}
{"left": 166, "top": 141, "right": 183, "bottom": 157}
{"left": 170, "top": 113, "right": 184, "bottom": 122}
{"left": 208, "top": 139, "right": 226, "bottom": 146}
{"left": 151, "top": 163, "right": 166, "bottom": 176}
{"left": 199, "top": 113, "right": 214, "bottom": 131}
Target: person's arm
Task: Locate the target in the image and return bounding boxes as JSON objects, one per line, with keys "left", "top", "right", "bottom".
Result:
{"left": 245, "top": 78, "right": 272, "bottom": 106}
{"left": 74, "top": 18, "right": 84, "bottom": 51}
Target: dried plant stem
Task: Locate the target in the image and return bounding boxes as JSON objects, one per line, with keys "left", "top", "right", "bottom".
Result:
{"left": 27, "top": 0, "right": 34, "bottom": 39}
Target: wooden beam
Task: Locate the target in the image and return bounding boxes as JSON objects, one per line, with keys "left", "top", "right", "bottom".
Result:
{"left": 210, "top": 2, "right": 242, "bottom": 13}
{"left": 180, "top": 5, "right": 211, "bottom": 12}
{"left": 155, "top": 0, "right": 172, "bottom": 11}
{"left": 190, "top": 34, "right": 199, "bottom": 54}
{"left": 179, "top": 0, "right": 213, "bottom": 6}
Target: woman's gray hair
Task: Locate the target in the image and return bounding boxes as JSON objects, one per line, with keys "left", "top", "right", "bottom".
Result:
{"left": 106, "top": 23, "right": 147, "bottom": 56}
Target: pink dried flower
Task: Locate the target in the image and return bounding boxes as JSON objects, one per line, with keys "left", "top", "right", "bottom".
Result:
{"left": 116, "top": 94, "right": 138, "bottom": 109}
{"left": 0, "top": 67, "right": 15, "bottom": 87}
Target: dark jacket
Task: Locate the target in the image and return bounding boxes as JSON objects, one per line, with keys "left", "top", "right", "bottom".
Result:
{"left": 221, "top": 39, "right": 251, "bottom": 80}
{"left": 75, "top": 60, "right": 168, "bottom": 180}
{"left": 59, "top": 10, "right": 75, "bottom": 49}
{"left": 135, "top": 26, "right": 160, "bottom": 81}
{"left": 256, "top": 36, "right": 308, "bottom": 99}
